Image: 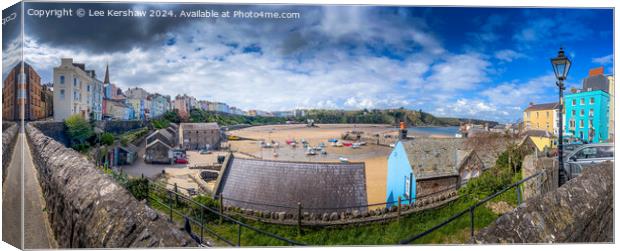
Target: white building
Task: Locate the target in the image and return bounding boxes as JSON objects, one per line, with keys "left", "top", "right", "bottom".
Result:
{"left": 53, "top": 58, "right": 101, "bottom": 121}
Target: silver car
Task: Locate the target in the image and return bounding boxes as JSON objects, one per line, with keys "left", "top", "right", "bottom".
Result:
{"left": 564, "top": 143, "right": 614, "bottom": 179}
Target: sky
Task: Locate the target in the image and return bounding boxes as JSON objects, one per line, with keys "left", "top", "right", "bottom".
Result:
{"left": 1, "top": 3, "right": 614, "bottom": 123}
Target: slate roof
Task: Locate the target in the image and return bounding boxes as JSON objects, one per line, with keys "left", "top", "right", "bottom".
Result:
{"left": 524, "top": 102, "right": 559, "bottom": 111}
{"left": 400, "top": 138, "right": 466, "bottom": 180}
{"left": 180, "top": 122, "right": 220, "bottom": 131}
{"left": 216, "top": 155, "right": 368, "bottom": 214}
{"left": 583, "top": 74, "right": 609, "bottom": 93}
{"left": 523, "top": 129, "right": 553, "bottom": 138}
{"left": 146, "top": 138, "right": 172, "bottom": 150}
{"left": 146, "top": 129, "right": 175, "bottom": 146}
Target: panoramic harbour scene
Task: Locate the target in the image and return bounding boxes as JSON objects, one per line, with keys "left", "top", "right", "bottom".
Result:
{"left": 1, "top": 1, "right": 614, "bottom": 249}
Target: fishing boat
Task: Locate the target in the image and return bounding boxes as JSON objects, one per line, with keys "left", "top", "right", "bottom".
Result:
{"left": 339, "top": 157, "right": 349, "bottom": 163}
{"left": 305, "top": 149, "right": 317, "bottom": 155}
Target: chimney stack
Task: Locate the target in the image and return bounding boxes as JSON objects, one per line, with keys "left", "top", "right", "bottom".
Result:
{"left": 399, "top": 121, "right": 408, "bottom": 140}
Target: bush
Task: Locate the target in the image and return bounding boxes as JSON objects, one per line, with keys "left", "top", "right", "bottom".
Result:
{"left": 191, "top": 195, "right": 221, "bottom": 221}
{"left": 100, "top": 132, "right": 115, "bottom": 146}
{"left": 65, "top": 114, "right": 94, "bottom": 150}
{"left": 126, "top": 178, "right": 149, "bottom": 201}
{"left": 151, "top": 119, "right": 170, "bottom": 129}
{"left": 119, "top": 127, "right": 149, "bottom": 146}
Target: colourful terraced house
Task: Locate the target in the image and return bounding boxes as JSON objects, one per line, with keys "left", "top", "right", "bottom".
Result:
{"left": 564, "top": 90, "right": 610, "bottom": 143}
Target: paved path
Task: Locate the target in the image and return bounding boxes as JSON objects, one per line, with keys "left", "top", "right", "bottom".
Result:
{"left": 2, "top": 133, "right": 57, "bottom": 249}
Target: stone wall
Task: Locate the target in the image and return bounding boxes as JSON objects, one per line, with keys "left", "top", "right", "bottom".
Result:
{"left": 2, "top": 122, "right": 18, "bottom": 182}
{"left": 25, "top": 123, "right": 194, "bottom": 248}
{"left": 95, "top": 120, "right": 145, "bottom": 134}
{"left": 521, "top": 155, "right": 558, "bottom": 201}
{"left": 476, "top": 161, "right": 613, "bottom": 243}
{"left": 416, "top": 176, "right": 459, "bottom": 198}
{"left": 30, "top": 121, "right": 69, "bottom": 146}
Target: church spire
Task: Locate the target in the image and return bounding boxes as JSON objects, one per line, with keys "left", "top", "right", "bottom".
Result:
{"left": 104, "top": 64, "right": 110, "bottom": 84}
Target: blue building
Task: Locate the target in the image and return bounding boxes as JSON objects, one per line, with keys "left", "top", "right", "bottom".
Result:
{"left": 385, "top": 138, "right": 484, "bottom": 207}
{"left": 564, "top": 90, "right": 610, "bottom": 143}
{"left": 386, "top": 141, "right": 416, "bottom": 206}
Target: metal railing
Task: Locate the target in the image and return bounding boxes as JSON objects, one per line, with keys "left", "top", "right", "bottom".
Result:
{"left": 399, "top": 171, "right": 543, "bottom": 244}
{"left": 146, "top": 180, "right": 306, "bottom": 247}
{"left": 220, "top": 184, "right": 459, "bottom": 213}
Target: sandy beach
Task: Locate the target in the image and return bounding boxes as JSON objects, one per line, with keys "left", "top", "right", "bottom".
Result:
{"left": 227, "top": 124, "right": 452, "bottom": 204}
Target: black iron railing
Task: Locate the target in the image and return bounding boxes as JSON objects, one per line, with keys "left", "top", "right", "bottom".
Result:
{"left": 399, "top": 171, "right": 543, "bottom": 244}
{"left": 146, "top": 180, "right": 306, "bottom": 247}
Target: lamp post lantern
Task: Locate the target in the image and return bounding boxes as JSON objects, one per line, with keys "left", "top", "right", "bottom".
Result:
{"left": 550, "top": 48, "right": 571, "bottom": 186}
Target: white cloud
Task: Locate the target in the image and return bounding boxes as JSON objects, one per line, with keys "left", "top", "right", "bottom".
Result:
{"left": 592, "top": 54, "right": 613, "bottom": 65}
{"left": 426, "top": 53, "right": 490, "bottom": 90}
{"left": 494, "top": 49, "right": 525, "bottom": 62}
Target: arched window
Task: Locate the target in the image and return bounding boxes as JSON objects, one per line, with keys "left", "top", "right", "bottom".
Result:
{"left": 60, "top": 75, "right": 65, "bottom": 84}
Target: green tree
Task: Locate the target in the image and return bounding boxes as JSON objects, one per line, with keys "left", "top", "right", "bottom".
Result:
{"left": 65, "top": 114, "right": 93, "bottom": 149}
{"left": 100, "top": 132, "right": 115, "bottom": 146}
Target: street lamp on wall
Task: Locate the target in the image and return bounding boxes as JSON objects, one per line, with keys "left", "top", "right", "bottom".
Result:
{"left": 550, "top": 48, "right": 571, "bottom": 186}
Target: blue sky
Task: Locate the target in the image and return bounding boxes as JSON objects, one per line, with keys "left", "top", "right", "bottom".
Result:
{"left": 3, "top": 4, "right": 614, "bottom": 123}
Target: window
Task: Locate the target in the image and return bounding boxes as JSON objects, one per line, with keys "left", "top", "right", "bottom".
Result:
{"left": 74, "top": 91, "right": 79, "bottom": 101}
{"left": 571, "top": 110, "right": 576, "bottom": 116}
{"left": 404, "top": 175, "right": 411, "bottom": 198}
{"left": 73, "top": 78, "right": 77, "bottom": 86}
{"left": 580, "top": 98, "right": 585, "bottom": 105}
{"left": 590, "top": 97, "right": 595, "bottom": 104}
{"left": 87, "top": 85, "right": 90, "bottom": 92}
{"left": 589, "top": 109, "right": 594, "bottom": 117}
{"left": 546, "top": 111, "right": 549, "bottom": 117}
{"left": 60, "top": 89, "right": 65, "bottom": 99}
{"left": 574, "top": 147, "right": 598, "bottom": 160}
{"left": 589, "top": 119, "right": 594, "bottom": 128}
{"left": 572, "top": 99, "right": 576, "bottom": 106}
{"left": 579, "top": 120, "right": 584, "bottom": 128}
{"left": 580, "top": 109, "right": 584, "bottom": 116}
{"left": 595, "top": 146, "right": 614, "bottom": 158}
{"left": 60, "top": 75, "right": 65, "bottom": 84}
{"left": 536, "top": 112, "right": 539, "bottom": 118}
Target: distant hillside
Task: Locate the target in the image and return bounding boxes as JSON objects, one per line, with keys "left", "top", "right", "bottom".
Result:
{"left": 294, "top": 109, "right": 498, "bottom": 127}
{"left": 159, "top": 108, "right": 497, "bottom": 127}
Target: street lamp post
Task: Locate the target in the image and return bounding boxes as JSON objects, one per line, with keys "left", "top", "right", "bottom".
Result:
{"left": 551, "top": 48, "right": 571, "bottom": 187}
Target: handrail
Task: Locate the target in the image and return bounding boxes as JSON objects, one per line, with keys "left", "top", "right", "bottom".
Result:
{"left": 399, "top": 171, "right": 543, "bottom": 244}
{"left": 220, "top": 184, "right": 458, "bottom": 211}
{"left": 148, "top": 181, "right": 306, "bottom": 246}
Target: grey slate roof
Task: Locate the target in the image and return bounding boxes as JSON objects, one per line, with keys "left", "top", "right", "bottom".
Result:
{"left": 401, "top": 138, "right": 466, "bottom": 180}
{"left": 583, "top": 74, "right": 610, "bottom": 93}
{"left": 524, "top": 102, "right": 559, "bottom": 111}
{"left": 180, "top": 122, "right": 220, "bottom": 131}
{"left": 523, "top": 129, "right": 553, "bottom": 138}
{"left": 146, "top": 129, "right": 174, "bottom": 146}
{"left": 216, "top": 155, "right": 368, "bottom": 214}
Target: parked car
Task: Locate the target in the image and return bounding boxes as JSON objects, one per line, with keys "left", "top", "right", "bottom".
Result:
{"left": 199, "top": 149, "right": 212, "bottom": 155}
{"left": 564, "top": 143, "right": 614, "bottom": 180}
{"left": 175, "top": 158, "right": 189, "bottom": 164}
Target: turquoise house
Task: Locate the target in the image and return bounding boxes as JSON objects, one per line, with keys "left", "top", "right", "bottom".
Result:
{"left": 385, "top": 141, "right": 416, "bottom": 207}
{"left": 564, "top": 90, "right": 610, "bottom": 143}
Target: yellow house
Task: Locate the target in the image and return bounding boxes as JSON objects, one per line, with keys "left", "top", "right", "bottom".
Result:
{"left": 523, "top": 130, "right": 555, "bottom": 152}
{"left": 523, "top": 102, "right": 559, "bottom": 135}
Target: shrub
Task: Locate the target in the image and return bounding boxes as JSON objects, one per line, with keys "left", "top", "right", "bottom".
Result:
{"left": 65, "top": 114, "right": 94, "bottom": 150}
{"left": 100, "top": 132, "right": 115, "bottom": 146}
{"left": 191, "top": 195, "right": 222, "bottom": 221}
{"left": 126, "top": 178, "right": 149, "bottom": 201}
